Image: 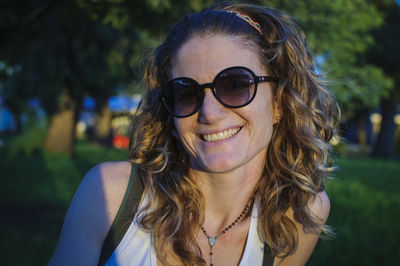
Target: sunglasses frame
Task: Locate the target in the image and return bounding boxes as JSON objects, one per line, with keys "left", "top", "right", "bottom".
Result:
{"left": 161, "top": 66, "right": 279, "bottom": 118}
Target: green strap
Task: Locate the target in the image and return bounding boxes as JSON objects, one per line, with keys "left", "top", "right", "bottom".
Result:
{"left": 262, "top": 244, "right": 274, "bottom": 266}
{"left": 98, "top": 165, "right": 144, "bottom": 265}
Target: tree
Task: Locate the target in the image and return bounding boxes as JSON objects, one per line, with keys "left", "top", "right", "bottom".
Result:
{"left": 1, "top": 1, "right": 127, "bottom": 155}
{"left": 366, "top": 2, "right": 400, "bottom": 157}
{"left": 0, "top": 0, "right": 208, "bottom": 155}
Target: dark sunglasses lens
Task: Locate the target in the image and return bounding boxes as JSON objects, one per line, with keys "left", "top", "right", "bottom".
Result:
{"left": 164, "top": 78, "right": 199, "bottom": 116}
{"left": 215, "top": 68, "right": 255, "bottom": 107}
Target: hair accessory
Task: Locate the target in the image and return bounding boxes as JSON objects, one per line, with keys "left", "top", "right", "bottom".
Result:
{"left": 200, "top": 197, "right": 253, "bottom": 266}
{"left": 227, "top": 11, "right": 262, "bottom": 34}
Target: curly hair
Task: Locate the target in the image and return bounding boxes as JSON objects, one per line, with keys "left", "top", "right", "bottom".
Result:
{"left": 128, "top": 2, "right": 340, "bottom": 265}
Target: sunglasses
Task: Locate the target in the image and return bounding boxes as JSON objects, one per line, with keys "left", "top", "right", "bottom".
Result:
{"left": 161, "top": 66, "right": 278, "bottom": 118}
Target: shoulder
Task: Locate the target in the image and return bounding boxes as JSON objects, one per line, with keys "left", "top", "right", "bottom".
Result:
{"left": 49, "top": 161, "right": 132, "bottom": 265}
{"left": 85, "top": 160, "right": 132, "bottom": 186}
{"left": 284, "top": 191, "right": 330, "bottom": 225}
{"left": 71, "top": 160, "right": 133, "bottom": 233}
{"left": 273, "top": 191, "right": 330, "bottom": 266}
{"left": 308, "top": 190, "right": 330, "bottom": 223}
{"left": 77, "top": 161, "right": 133, "bottom": 226}
{"left": 84, "top": 161, "right": 132, "bottom": 205}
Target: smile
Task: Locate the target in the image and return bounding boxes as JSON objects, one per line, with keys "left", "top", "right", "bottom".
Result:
{"left": 200, "top": 126, "right": 242, "bottom": 142}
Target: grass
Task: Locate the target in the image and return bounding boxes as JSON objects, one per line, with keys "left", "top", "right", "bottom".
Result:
{"left": 0, "top": 142, "right": 399, "bottom": 265}
{"left": 0, "top": 140, "right": 127, "bottom": 266}
{"left": 309, "top": 156, "right": 400, "bottom": 265}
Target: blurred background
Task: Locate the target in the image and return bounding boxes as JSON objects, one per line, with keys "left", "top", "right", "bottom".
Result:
{"left": 0, "top": 0, "right": 399, "bottom": 265}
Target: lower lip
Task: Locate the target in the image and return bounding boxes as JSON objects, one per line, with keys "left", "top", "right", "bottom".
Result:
{"left": 199, "top": 127, "right": 243, "bottom": 145}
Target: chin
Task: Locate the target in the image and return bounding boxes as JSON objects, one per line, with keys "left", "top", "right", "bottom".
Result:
{"left": 191, "top": 157, "right": 243, "bottom": 174}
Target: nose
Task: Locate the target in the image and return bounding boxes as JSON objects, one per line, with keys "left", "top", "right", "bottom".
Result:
{"left": 197, "top": 89, "right": 228, "bottom": 124}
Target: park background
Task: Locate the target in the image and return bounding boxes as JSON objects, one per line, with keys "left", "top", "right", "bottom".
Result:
{"left": 1, "top": 0, "right": 399, "bottom": 265}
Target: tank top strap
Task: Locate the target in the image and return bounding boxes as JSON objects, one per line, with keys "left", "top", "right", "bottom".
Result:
{"left": 98, "top": 164, "right": 144, "bottom": 265}
{"left": 262, "top": 244, "right": 274, "bottom": 266}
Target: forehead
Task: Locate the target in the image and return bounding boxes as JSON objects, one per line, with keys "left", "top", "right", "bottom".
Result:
{"left": 171, "top": 35, "right": 265, "bottom": 81}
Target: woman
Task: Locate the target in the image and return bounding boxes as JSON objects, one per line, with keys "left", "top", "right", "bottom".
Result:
{"left": 50, "top": 2, "right": 339, "bottom": 265}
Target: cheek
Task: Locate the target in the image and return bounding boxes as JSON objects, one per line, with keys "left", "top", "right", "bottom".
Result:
{"left": 254, "top": 97, "right": 275, "bottom": 122}
{"left": 250, "top": 98, "right": 275, "bottom": 138}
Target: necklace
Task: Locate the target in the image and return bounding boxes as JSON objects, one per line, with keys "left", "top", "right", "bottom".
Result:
{"left": 200, "top": 198, "right": 253, "bottom": 266}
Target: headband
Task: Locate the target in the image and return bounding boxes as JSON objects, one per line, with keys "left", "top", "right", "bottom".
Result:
{"left": 227, "top": 11, "right": 262, "bottom": 34}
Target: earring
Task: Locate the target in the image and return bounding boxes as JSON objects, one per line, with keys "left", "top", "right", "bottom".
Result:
{"left": 275, "top": 116, "right": 281, "bottom": 121}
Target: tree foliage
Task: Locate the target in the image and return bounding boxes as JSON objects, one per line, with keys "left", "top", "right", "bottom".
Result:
{"left": 1, "top": 1, "right": 126, "bottom": 114}
{"left": 255, "top": 0, "right": 393, "bottom": 114}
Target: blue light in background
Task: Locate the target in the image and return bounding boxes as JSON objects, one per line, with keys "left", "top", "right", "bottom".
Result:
{"left": 108, "top": 96, "right": 140, "bottom": 112}
{"left": 82, "top": 96, "right": 140, "bottom": 112}
{"left": 397, "top": 0, "right": 400, "bottom": 6}
{"left": 83, "top": 97, "right": 96, "bottom": 110}
{"left": 28, "top": 98, "right": 41, "bottom": 108}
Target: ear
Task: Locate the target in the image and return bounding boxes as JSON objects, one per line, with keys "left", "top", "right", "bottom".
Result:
{"left": 273, "top": 103, "right": 282, "bottom": 125}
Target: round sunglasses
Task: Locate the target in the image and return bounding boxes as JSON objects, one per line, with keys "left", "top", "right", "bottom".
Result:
{"left": 161, "top": 66, "right": 278, "bottom": 118}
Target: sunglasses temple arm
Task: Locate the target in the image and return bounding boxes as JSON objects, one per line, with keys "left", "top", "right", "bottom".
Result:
{"left": 258, "top": 76, "right": 279, "bottom": 82}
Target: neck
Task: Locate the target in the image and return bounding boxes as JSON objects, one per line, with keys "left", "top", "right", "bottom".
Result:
{"left": 191, "top": 165, "right": 262, "bottom": 234}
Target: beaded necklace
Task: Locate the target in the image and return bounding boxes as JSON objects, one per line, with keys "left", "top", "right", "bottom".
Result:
{"left": 200, "top": 198, "right": 253, "bottom": 266}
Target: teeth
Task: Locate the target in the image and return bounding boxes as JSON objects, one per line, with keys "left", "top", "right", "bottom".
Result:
{"left": 202, "top": 127, "right": 241, "bottom": 142}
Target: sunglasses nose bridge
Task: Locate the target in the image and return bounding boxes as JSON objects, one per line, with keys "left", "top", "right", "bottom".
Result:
{"left": 195, "top": 82, "right": 215, "bottom": 102}
{"left": 196, "top": 83, "right": 230, "bottom": 122}
{"left": 198, "top": 82, "right": 215, "bottom": 91}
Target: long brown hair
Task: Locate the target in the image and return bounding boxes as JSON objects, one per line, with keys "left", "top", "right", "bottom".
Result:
{"left": 128, "top": 2, "right": 340, "bottom": 265}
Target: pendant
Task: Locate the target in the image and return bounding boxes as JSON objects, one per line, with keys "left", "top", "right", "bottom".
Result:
{"left": 208, "top": 237, "right": 216, "bottom": 248}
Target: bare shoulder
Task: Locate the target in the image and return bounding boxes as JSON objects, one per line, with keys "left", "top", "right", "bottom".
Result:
{"left": 274, "top": 191, "right": 331, "bottom": 266}
{"left": 88, "top": 161, "right": 132, "bottom": 204}
{"left": 77, "top": 160, "right": 132, "bottom": 226}
{"left": 86, "top": 160, "right": 132, "bottom": 186}
{"left": 49, "top": 161, "right": 132, "bottom": 265}
{"left": 308, "top": 190, "right": 330, "bottom": 223}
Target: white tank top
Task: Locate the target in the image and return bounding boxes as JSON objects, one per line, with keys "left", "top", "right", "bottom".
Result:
{"left": 104, "top": 200, "right": 265, "bottom": 265}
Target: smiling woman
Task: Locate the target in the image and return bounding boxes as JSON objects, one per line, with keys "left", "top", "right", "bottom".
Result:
{"left": 171, "top": 35, "right": 277, "bottom": 174}
{"left": 49, "top": 2, "right": 340, "bottom": 266}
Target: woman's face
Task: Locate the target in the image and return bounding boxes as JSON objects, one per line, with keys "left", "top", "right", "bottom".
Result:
{"left": 172, "top": 35, "right": 278, "bottom": 174}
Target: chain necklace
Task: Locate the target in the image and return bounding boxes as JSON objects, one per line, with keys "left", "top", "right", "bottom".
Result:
{"left": 200, "top": 198, "right": 253, "bottom": 266}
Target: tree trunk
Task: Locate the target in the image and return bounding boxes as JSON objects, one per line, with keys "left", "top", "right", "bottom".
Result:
{"left": 372, "top": 96, "right": 397, "bottom": 157}
{"left": 95, "top": 104, "right": 112, "bottom": 145}
{"left": 44, "top": 89, "right": 77, "bottom": 156}
{"left": 357, "top": 115, "right": 368, "bottom": 153}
